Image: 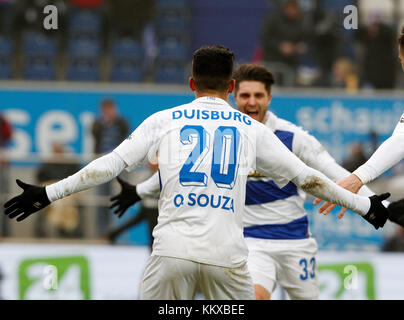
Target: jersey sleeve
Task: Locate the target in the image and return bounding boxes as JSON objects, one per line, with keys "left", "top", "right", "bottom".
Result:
{"left": 113, "top": 113, "right": 161, "bottom": 170}
{"left": 255, "top": 123, "right": 306, "bottom": 188}
{"left": 136, "top": 172, "right": 161, "bottom": 199}
{"left": 46, "top": 151, "right": 127, "bottom": 202}
{"left": 392, "top": 112, "right": 404, "bottom": 135}
{"left": 353, "top": 132, "right": 404, "bottom": 184}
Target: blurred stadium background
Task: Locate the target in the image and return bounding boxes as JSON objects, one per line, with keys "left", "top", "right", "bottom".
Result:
{"left": 1, "top": 0, "right": 404, "bottom": 300}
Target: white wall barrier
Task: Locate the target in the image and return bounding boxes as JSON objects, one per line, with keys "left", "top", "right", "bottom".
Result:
{"left": 0, "top": 243, "right": 403, "bottom": 300}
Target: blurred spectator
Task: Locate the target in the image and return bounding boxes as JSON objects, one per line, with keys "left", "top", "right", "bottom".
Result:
{"left": 69, "top": 0, "right": 103, "bottom": 9}
{"left": 92, "top": 98, "right": 129, "bottom": 235}
{"left": 14, "top": 0, "right": 66, "bottom": 34}
{"left": 36, "top": 142, "right": 80, "bottom": 182}
{"left": 260, "top": 0, "right": 307, "bottom": 86}
{"left": 106, "top": 0, "right": 155, "bottom": 39}
{"left": 382, "top": 226, "right": 404, "bottom": 252}
{"left": 0, "top": 0, "right": 16, "bottom": 35}
{"left": 310, "top": 0, "right": 342, "bottom": 87}
{"left": 35, "top": 142, "right": 82, "bottom": 238}
{"left": 330, "top": 57, "right": 359, "bottom": 92}
{"left": 355, "top": 18, "right": 397, "bottom": 89}
{"left": 107, "top": 161, "right": 159, "bottom": 249}
{"left": 0, "top": 112, "right": 12, "bottom": 237}
{"left": 342, "top": 142, "right": 368, "bottom": 173}
{"left": 0, "top": 112, "right": 12, "bottom": 148}
{"left": 92, "top": 98, "right": 129, "bottom": 156}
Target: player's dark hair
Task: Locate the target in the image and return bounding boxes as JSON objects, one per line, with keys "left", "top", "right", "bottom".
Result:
{"left": 233, "top": 64, "right": 275, "bottom": 94}
{"left": 192, "top": 45, "right": 235, "bottom": 93}
{"left": 399, "top": 26, "right": 404, "bottom": 50}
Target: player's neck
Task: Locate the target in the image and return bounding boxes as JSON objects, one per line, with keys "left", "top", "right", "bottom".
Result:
{"left": 195, "top": 91, "right": 229, "bottom": 102}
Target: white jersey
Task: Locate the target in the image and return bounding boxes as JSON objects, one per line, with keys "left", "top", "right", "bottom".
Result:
{"left": 243, "top": 111, "right": 342, "bottom": 239}
{"left": 114, "top": 97, "right": 307, "bottom": 268}
{"left": 353, "top": 112, "right": 404, "bottom": 184}
{"left": 46, "top": 97, "right": 373, "bottom": 269}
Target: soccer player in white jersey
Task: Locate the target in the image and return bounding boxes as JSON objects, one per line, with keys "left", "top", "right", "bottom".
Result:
{"left": 4, "top": 46, "right": 390, "bottom": 300}
{"left": 112, "top": 64, "right": 394, "bottom": 300}
{"left": 313, "top": 27, "right": 404, "bottom": 226}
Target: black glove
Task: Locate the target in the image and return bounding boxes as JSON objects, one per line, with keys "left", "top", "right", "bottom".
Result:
{"left": 387, "top": 198, "right": 404, "bottom": 227}
{"left": 362, "top": 193, "right": 391, "bottom": 230}
{"left": 110, "top": 177, "right": 141, "bottom": 218}
{"left": 3, "top": 179, "right": 51, "bottom": 221}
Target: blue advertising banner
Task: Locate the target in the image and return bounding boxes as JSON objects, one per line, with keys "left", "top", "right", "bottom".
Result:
{"left": 2, "top": 88, "right": 403, "bottom": 163}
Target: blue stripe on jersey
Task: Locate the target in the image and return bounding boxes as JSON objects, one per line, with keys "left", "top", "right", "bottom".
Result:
{"left": 245, "top": 129, "right": 298, "bottom": 205}
{"left": 158, "top": 169, "right": 162, "bottom": 191}
{"left": 243, "top": 215, "right": 309, "bottom": 240}
{"left": 273, "top": 130, "right": 294, "bottom": 151}
{"left": 245, "top": 180, "right": 298, "bottom": 205}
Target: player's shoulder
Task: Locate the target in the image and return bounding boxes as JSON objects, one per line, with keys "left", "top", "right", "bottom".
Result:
{"left": 147, "top": 101, "right": 194, "bottom": 121}
{"left": 267, "top": 111, "right": 311, "bottom": 138}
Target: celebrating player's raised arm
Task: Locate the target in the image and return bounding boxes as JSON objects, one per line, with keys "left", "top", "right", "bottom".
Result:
{"left": 3, "top": 113, "right": 160, "bottom": 221}
{"left": 313, "top": 128, "right": 404, "bottom": 220}
{"left": 289, "top": 123, "right": 390, "bottom": 218}
{"left": 255, "top": 122, "right": 390, "bottom": 229}
{"left": 313, "top": 26, "right": 404, "bottom": 222}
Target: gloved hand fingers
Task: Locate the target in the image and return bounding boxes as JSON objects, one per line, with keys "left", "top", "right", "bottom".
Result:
{"left": 16, "top": 212, "right": 31, "bottom": 222}
{"left": 8, "top": 208, "right": 25, "bottom": 219}
{"left": 110, "top": 194, "right": 120, "bottom": 202}
{"left": 379, "top": 193, "right": 391, "bottom": 202}
{"left": 118, "top": 206, "right": 130, "bottom": 218}
{"left": 4, "top": 201, "right": 21, "bottom": 215}
{"left": 110, "top": 200, "right": 120, "bottom": 209}
{"left": 4, "top": 195, "right": 21, "bottom": 209}
{"left": 16, "top": 179, "right": 30, "bottom": 190}
{"left": 113, "top": 206, "right": 124, "bottom": 215}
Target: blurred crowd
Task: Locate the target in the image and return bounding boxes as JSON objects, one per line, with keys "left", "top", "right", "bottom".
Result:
{"left": 257, "top": 0, "right": 401, "bottom": 90}
{"left": 0, "top": 0, "right": 402, "bottom": 88}
{"left": 0, "top": 0, "right": 190, "bottom": 83}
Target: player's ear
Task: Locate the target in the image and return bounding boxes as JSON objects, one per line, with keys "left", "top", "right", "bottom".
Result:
{"left": 189, "top": 77, "right": 196, "bottom": 92}
{"left": 228, "top": 79, "right": 236, "bottom": 94}
{"left": 268, "top": 93, "right": 273, "bottom": 106}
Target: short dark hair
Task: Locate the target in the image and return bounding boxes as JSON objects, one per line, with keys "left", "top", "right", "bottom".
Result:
{"left": 101, "top": 98, "right": 116, "bottom": 108}
{"left": 399, "top": 26, "right": 404, "bottom": 49}
{"left": 233, "top": 64, "right": 275, "bottom": 94}
{"left": 192, "top": 45, "right": 235, "bottom": 92}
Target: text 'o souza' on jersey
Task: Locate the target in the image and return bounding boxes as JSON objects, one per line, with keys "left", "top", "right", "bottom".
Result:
{"left": 172, "top": 109, "right": 252, "bottom": 126}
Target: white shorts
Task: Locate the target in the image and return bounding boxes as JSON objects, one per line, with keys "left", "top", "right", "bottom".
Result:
{"left": 245, "top": 237, "right": 319, "bottom": 300}
{"left": 140, "top": 255, "right": 255, "bottom": 300}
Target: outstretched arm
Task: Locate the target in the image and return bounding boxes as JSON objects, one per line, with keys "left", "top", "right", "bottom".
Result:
{"left": 312, "top": 133, "right": 404, "bottom": 216}
{"left": 4, "top": 151, "right": 127, "bottom": 221}
{"left": 292, "top": 125, "right": 390, "bottom": 216}
{"left": 256, "top": 124, "right": 390, "bottom": 229}
{"left": 4, "top": 112, "right": 160, "bottom": 221}
{"left": 46, "top": 152, "right": 126, "bottom": 201}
